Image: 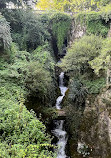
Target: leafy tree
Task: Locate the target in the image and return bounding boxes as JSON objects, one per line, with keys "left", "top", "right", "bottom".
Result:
{"left": 2, "top": 9, "right": 50, "bottom": 51}
{"left": 0, "top": 0, "right": 22, "bottom": 9}
{"left": 61, "top": 35, "right": 102, "bottom": 76}
{"left": 32, "top": 43, "right": 55, "bottom": 80}
{"left": 0, "top": 42, "right": 56, "bottom": 157}
{"left": 89, "top": 38, "right": 111, "bottom": 85}
{"left": 86, "top": 20, "right": 109, "bottom": 37}
{"left": 0, "top": 89, "right": 56, "bottom": 157}
{"left": 82, "top": 77, "right": 105, "bottom": 94}
{"left": 25, "top": 62, "right": 52, "bottom": 97}
{"left": 30, "top": 43, "right": 56, "bottom": 105}
{"left": 91, "top": 0, "right": 110, "bottom": 8}
{"left": 36, "top": 0, "right": 87, "bottom": 12}
{"left": 89, "top": 38, "right": 111, "bottom": 75}
{"left": 36, "top": 0, "right": 111, "bottom": 12}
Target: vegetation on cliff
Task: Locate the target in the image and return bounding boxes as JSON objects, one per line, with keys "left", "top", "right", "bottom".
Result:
{"left": 0, "top": 11, "right": 57, "bottom": 157}
{"left": 50, "top": 13, "right": 71, "bottom": 53}
{"left": 1, "top": 0, "right": 111, "bottom": 157}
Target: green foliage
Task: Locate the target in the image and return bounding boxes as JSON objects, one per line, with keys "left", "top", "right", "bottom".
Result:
{"left": 50, "top": 12, "right": 71, "bottom": 53}
{"left": 100, "top": 4, "right": 111, "bottom": 22}
{"left": 82, "top": 77, "right": 105, "bottom": 94}
{"left": 68, "top": 79, "right": 88, "bottom": 106}
{"left": 2, "top": 42, "right": 56, "bottom": 105}
{"left": 75, "top": 11, "right": 109, "bottom": 37}
{"left": 61, "top": 35, "right": 102, "bottom": 76}
{"left": 86, "top": 20, "right": 109, "bottom": 37}
{"left": 29, "top": 43, "right": 56, "bottom": 105}
{"left": 32, "top": 43, "right": 55, "bottom": 72}
{"left": 0, "top": 43, "right": 56, "bottom": 157}
{"left": 0, "top": 94, "right": 56, "bottom": 157}
{"left": 2, "top": 9, "right": 50, "bottom": 51}
{"left": 89, "top": 38, "right": 111, "bottom": 75}
{"left": 98, "top": 0, "right": 110, "bottom": 6}
{"left": 0, "top": 14, "right": 12, "bottom": 50}
{"left": 25, "top": 61, "right": 52, "bottom": 97}
{"left": 37, "top": 0, "right": 111, "bottom": 12}
{"left": 0, "top": 143, "right": 56, "bottom": 158}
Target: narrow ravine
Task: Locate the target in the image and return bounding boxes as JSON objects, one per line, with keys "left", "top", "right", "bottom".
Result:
{"left": 52, "top": 72, "right": 68, "bottom": 158}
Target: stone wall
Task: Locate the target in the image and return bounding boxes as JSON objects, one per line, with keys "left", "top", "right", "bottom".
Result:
{"left": 69, "top": 19, "right": 86, "bottom": 46}
{"left": 79, "top": 86, "right": 111, "bottom": 158}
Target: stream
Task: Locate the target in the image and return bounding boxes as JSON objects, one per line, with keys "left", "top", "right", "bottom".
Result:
{"left": 52, "top": 72, "right": 68, "bottom": 158}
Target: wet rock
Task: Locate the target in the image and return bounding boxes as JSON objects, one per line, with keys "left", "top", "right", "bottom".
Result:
{"left": 79, "top": 86, "right": 111, "bottom": 158}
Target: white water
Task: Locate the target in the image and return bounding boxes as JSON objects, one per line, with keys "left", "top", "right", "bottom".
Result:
{"left": 53, "top": 72, "right": 68, "bottom": 158}
{"left": 56, "top": 72, "right": 68, "bottom": 110}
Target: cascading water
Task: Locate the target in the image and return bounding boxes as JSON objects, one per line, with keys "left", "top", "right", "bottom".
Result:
{"left": 52, "top": 72, "right": 68, "bottom": 158}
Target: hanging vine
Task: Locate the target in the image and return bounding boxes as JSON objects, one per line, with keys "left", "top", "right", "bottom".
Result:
{"left": 50, "top": 12, "right": 71, "bottom": 53}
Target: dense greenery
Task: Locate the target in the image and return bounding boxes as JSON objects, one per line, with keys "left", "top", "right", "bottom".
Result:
{"left": 37, "top": 0, "right": 111, "bottom": 12}
{"left": 89, "top": 38, "right": 111, "bottom": 75}
{"left": 0, "top": 10, "right": 57, "bottom": 157}
{"left": 2, "top": 9, "right": 50, "bottom": 51}
{"left": 50, "top": 12, "right": 71, "bottom": 53}
{"left": 0, "top": 41, "right": 57, "bottom": 157}
{"left": 61, "top": 34, "right": 107, "bottom": 95}
{"left": 0, "top": 95, "right": 56, "bottom": 157}
{"left": 82, "top": 77, "right": 105, "bottom": 94}
{"left": 75, "top": 11, "right": 110, "bottom": 37}
{"left": 86, "top": 20, "right": 109, "bottom": 37}
{"left": 68, "top": 79, "right": 88, "bottom": 106}
{"left": 1, "top": 1, "right": 111, "bottom": 157}
{"left": 61, "top": 35, "right": 102, "bottom": 75}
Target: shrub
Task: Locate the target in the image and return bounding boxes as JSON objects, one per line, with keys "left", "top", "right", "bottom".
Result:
{"left": 0, "top": 45, "right": 56, "bottom": 158}
{"left": 82, "top": 77, "right": 105, "bottom": 94}
{"left": 61, "top": 35, "right": 103, "bottom": 76}
{"left": 2, "top": 9, "right": 50, "bottom": 51}
{"left": 0, "top": 92, "right": 56, "bottom": 157}
{"left": 86, "top": 20, "right": 109, "bottom": 37}
{"left": 32, "top": 43, "right": 55, "bottom": 72}
{"left": 75, "top": 9, "right": 110, "bottom": 37}
{"left": 68, "top": 79, "right": 88, "bottom": 106}
{"left": 25, "top": 61, "right": 52, "bottom": 97}
{"left": 89, "top": 38, "right": 111, "bottom": 75}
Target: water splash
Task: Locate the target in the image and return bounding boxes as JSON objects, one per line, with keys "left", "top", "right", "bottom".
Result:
{"left": 53, "top": 72, "right": 68, "bottom": 158}
{"left": 56, "top": 72, "right": 68, "bottom": 110}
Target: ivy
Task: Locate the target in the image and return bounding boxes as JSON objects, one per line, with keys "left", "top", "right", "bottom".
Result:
{"left": 50, "top": 12, "right": 71, "bottom": 53}
{"left": 86, "top": 20, "right": 109, "bottom": 37}
{"left": 0, "top": 43, "right": 56, "bottom": 157}
{"left": 82, "top": 78, "right": 105, "bottom": 94}
{"left": 75, "top": 9, "right": 110, "bottom": 37}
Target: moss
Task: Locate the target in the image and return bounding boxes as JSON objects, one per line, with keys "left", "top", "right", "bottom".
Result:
{"left": 75, "top": 10, "right": 110, "bottom": 37}
{"left": 50, "top": 12, "right": 71, "bottom": 53}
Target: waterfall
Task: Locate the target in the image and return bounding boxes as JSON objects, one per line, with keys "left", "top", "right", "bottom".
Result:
{"left": 53, "top": 72, "right": 68, "bottom": 158}
{"left": 56, "top": 72, "right": 68, "bottom": 110}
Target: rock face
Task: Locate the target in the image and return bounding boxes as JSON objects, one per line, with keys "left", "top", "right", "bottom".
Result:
{"left": 80, "top": 86, "right": 111, "bottom": 158}
{"left": 69, "top": 19, "right": 86, "bottom": 46}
